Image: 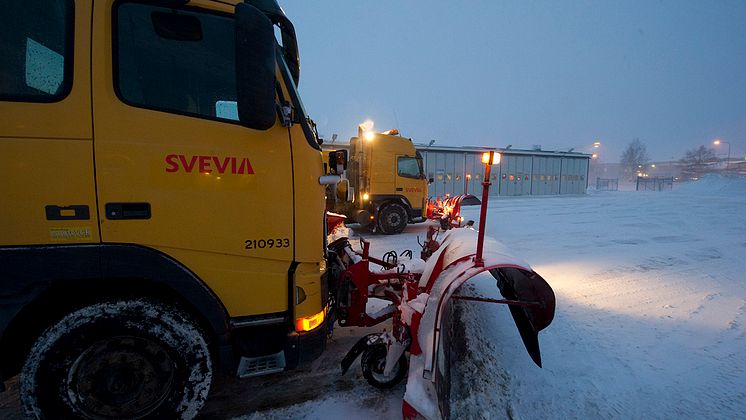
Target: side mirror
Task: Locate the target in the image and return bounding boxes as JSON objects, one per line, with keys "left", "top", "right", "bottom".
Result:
{"left": 235, "top": 4, "right": 276, "bottom": 130}
{"left": 246, "top": 0, "right": 300, "bottom": 85}
{"left": 428, "top": 177, "right": 434, "bottom": 184}
{"left": 328, "top": 150, "right": 348, "bottom": 175}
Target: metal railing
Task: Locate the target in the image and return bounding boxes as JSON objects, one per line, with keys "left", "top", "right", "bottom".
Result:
{"left": 596, "top": 178, "right": 619, "bottom": 191}
{"left": 636, "top": 176, "right": 673, "bottom": 191}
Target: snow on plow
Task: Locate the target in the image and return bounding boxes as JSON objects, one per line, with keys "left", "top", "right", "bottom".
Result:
{"left": 327, "top": 151, "right": 555, "bottom": 419}
{"left": 402, "top": 228, "right": 555, "bottom": 419}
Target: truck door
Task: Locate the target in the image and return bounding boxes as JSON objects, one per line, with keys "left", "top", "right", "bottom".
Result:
{"left": 396, "top": 153, "right": 426, "bottom": 213}
{"left": 0, "top": 0, "right": 98, "bottom": 246}
{"left": 91, "top": 2, "right": 294, "bottom": 317}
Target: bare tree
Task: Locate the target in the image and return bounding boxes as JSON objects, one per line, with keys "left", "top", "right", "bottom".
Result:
{"left": 620, "top": 139, "right": 650, "bottom": 180}
{"left": 680, "top": 145, "right": 717, "bottom": 180}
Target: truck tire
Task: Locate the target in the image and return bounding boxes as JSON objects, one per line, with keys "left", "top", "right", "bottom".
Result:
{"left": 378, "top": 203, "right": 408, "bottom": 235}
{"left": 361, "top": 345, "right": 407, "bottom": 389}
{"left": 19, "top": 299, "right": 212, "bottom": 420}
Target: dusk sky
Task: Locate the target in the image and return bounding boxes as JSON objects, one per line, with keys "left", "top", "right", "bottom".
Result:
{"left": 281, "top": 0, "right": 746, "bottom": 162}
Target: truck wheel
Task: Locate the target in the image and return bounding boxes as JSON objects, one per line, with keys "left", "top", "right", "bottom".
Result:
{"left": 20, "top": 299, "right": 212, "bottom": 420}
{"left": 378, "top": 203, "right": 408, "bottom": 235}
{"left": 361, "top": 345, "right": 407, "bottom": 389}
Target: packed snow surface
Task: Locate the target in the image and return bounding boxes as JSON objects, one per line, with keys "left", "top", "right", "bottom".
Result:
{"left": 1, "top": 176, "right": 744, "bottom": 419}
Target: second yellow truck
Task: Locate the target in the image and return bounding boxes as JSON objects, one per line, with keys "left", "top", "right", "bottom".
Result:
{"left": 325, "top": 128, "right": 429, "bottom": 234}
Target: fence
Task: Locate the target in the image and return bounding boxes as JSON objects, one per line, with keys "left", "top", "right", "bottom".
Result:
{"left": 596, "top": 178, "right": 618, "bottom": 191}
{"left": 636, "top": 176, "right": 673, "bottom": 191}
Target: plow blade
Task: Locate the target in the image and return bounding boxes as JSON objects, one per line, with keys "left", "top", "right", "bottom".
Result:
{"left": 491, "top": 267, "right": 555, "bottom": 367}
{"left": 403, "top": 229, "right": 556, "bottom": 419}
{"left": 458, "top": 194, "right": 481, "bottom": 206}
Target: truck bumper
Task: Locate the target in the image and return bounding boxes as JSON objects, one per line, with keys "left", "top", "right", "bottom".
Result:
{"left": 284, "top": 322, "right": 327, "bottom": 369}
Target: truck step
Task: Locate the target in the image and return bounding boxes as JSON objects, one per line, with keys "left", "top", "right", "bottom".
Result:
{"left": 237, "top": 351, "right": 286, "bottom": 378}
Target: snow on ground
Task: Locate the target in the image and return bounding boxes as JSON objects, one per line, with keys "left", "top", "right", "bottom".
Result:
{"left": 1, "top": 175, "right": 744, "bottom": 419}
{"left": 450, "top": 174, "right": 746, "bottom": 419}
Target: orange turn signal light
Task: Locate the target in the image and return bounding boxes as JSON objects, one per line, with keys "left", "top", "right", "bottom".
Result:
{"left": 295, "top": 308, "right": 326, "bottom": 332}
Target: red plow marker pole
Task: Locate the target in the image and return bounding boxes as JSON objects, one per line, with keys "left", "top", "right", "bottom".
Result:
{"left": 475, "top": 151, "right": 495, "bottom": 267}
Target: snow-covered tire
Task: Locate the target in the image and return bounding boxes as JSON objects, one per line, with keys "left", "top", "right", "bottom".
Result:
{"left": 377, "top": 203, "right": 408, "bottom": 235}
{"left": 361, "top": 345, "right": 407, "bottom": 389}
{"left": 19, "top": 299, "right": 212, "bottom": 420}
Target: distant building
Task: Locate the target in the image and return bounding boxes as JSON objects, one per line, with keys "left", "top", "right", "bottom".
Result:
{"left": 416, "top": 145, "right": 591, "bottom": 197}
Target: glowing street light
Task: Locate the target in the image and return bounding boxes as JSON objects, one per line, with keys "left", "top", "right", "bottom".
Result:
{"left": 713, "top": 139, "right": 731, "bottom": 171}
{"left": 593, "top": 141, "right": 601, "bottom": 148}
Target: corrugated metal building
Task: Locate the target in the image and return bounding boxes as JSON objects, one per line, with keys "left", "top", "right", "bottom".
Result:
{"left": 417, "top": 145, "right": 590, "bottom": 197}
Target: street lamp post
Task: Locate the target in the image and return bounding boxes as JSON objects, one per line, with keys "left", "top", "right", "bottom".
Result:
{"left": 713, "top": 139, "right": 731, "bottom": 172}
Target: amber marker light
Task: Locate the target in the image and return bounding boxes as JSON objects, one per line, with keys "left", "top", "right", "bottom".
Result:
{"left": 481, "top": 151, "right": 501, "bottom": 165}
{"left": 475, "top": 151, "right": 499, "bottom": 266}
{"left": 295, "top": 308, "right": 326, "bottom": 332}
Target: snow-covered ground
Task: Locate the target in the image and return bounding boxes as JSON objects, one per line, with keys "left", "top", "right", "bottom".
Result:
{"left": 449, "top": 175, "right": 746, "bottom": 419}
{"left": 1, "top": 175, "right": 744, "bottom": 419}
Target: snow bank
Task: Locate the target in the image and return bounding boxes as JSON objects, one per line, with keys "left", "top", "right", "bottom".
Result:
{"left": 674, "top": 174, "right": 746, "bottom": 196}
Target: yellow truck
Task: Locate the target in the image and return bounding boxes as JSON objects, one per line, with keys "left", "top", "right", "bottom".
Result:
{"left": 325, "top": 128, "right": 428, "bottom": 234}
{"left": 0, "top": 1, "right": 331, "bottom": 417}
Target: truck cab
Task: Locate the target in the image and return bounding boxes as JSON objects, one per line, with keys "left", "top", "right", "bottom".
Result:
{"left": 0, "top": 0, "right": 328, "bottom": 417}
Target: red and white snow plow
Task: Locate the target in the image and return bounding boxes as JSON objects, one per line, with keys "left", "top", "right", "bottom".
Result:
{"left": 426, "top": 194, "right": 481, "bottom": 230}
{"left": 326, "top": 152, "right": 556, "bottom": 419}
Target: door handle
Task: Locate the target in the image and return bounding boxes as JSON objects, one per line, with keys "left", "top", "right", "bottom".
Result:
{"left": 395, "top": 187, "right": 403, "bottom": 191}
{"left": 106, "top": 203, "right": 151, "bottom": 220}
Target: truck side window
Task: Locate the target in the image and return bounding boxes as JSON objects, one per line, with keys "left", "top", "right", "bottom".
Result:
{"left": 115, "top": 3, "right": 238, "bottom": 122}
{"left": 0, "top": 0, "right": 73, "bottom": 102}
{"left": 398, "top": 157, "right": 423, "bottom": 179}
